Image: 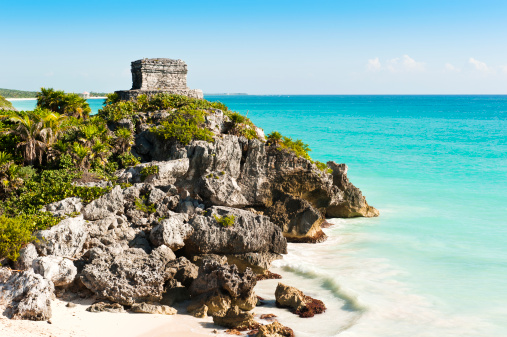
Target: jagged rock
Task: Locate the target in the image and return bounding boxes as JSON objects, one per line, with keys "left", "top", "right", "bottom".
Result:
{"left": 274, "top": 283, "right": 326, "bottom": 318}
{"left": 148, "top": 187, "right": 166, "bottom": 204}
{"left": 41, "top": 197, "right": 83, "bottom": 217}
{"left": 274, "top": 283, "right": 306, "bottom": 311}
{"left": 13, "top": 243, "right": 38, "bottom": 270}
{"left": 86, "top": 302, "right": 125, "bottom": 313}
{"left": 226, "top": 252, "right": 282, "bottom": 274}
{"left": 80, "top": 246, "right": 175, "bottom": 305}
{"left": 185, "top": 206, "right": 287, "bottom": 257}
{"left": 199, "top": 174, "right": 248, "bottom": 207}
{"left": 35, "top": 216, "right": 87, "bottom": 258}
{"left": 115, "top": 159, "right": 189, "bottom": 186}
{"left": 85, "top": 215, "right": 136, "bottom": 250}
{"left": 161, "top": 283, "right": 190, "bottom": 306}
{"left": 150, "top": 214, "right": 193, "bottom": 251}
{"left": 326, "top": 162, "right": 379, "bottom": 217}
{"left": 83, "top": 185, "right": 125, "bottom": 221}
{"left": 188, "top": 261, "right": 256, "bottom": 316}
{"left": 255, "top": 321, "right": 295, "bottom": 337}
{"left": 165, "top": 256, "right": 198, "bottom": 287}
{"left": 131, "top": 302, "right": 177, "bottom": 315}
{"left": 32, "top": 256, "right": 77, "bottom": 287}
{"left": 264, "top": 193, "right": 326, "bottom": 243}
{"left": 190, "top": 304, "right": 208, "bottom": 318}
{"left": 0, "top": 269, "right": 54, "bottom": 321}
{"left": 212, "top": 306, "right": 258, "bottom": 329}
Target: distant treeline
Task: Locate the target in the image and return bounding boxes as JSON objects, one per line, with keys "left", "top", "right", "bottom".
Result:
{"left": 0, "top": 89, "right": 110, "bottom": 98}
{"left": 0, "top": 88, "right": 38, "bottom": 98}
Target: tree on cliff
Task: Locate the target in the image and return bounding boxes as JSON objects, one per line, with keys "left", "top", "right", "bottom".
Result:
{"left": 36, "top": 88, "right": 91, "bottom": 119}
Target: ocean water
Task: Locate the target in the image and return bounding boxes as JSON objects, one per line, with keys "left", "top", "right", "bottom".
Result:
{"left": 205, "top": 95, "right": 507, "bottom": 337}
{"left": 11, "top": 95, "right": 507, "bottom": 336}
{"left": 9, "top": 98, "right": 105, "bottom": 114}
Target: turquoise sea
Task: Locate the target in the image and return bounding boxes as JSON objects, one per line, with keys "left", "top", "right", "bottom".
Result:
{"left": 10, "top": 95, "right": 507, "bottom": 336}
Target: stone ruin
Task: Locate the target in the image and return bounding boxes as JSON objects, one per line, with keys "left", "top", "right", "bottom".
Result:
{"left": 115, "top": 58, "right": 203, "bottom": 100}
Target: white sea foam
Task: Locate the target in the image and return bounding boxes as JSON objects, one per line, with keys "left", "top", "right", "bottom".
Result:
{"left": 255, "top": 218, "right": 495, "bottom": 337}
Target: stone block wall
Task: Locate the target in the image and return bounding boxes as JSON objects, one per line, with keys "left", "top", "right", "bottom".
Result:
{"left": 131, "top": 59, "right": 188, "bottom": 90}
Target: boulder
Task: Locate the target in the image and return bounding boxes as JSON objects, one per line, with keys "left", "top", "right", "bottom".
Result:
{"left": 41, "top": 197, "right": 83, "bottom": 217}
{"left": 185, "top": 206, "right": 287, "bottom": 257}
{"left": 165, "top": 256, "right": 198, "bottom": 287}
{"left": 83, "top": 185, "right": 125, "bottom": 221}
{"left": 32, "top": 256, "right": 77, "bottom": 287}
{"left": 274, "top": 283, "right": 326, "bottom": 318}
{"left": 0, "top": 269, "right": 54, "bottom": 321}
{"left": 86, "top": 302, "right": 125, "bottom": 313}
{"left": 80, "top": 246, "right": 175, "bottom": 305}
{"left": 255, "top": 321, "right": 295, "bottom": 337}
{"left": 198, "top": 174, "right": 248, "bottom": 207}
{"left": 188, "top": 261, "right": 257, "bottom": 316}
{"left": 131, "top": 302, "right": 177, "bottom": 315}
{"left": 13, "top": 243, "right": 38, "bottom": 270}
{"left": 226, "top": 252, "right": 282, "bottom": 274}
{"left": 212, "top": 306, "right": 258, "bottom": 329}
{"left": 149, "top": 214, "right": 193, "bottom": 251}
{"left": 35, "top": 216, "right": 87, "bottom": 258}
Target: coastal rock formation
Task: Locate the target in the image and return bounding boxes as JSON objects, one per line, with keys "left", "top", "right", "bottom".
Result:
{"left": 212, "top": 305, "right": 258, "bottom": 329}
{"left": 255, "top": 321, "right": 295, "bottom": 337}
{"left": 275, "top": 283, "right": 326, "bottom": 318}
{"left": 0, "top": 269, "right": 54, "bottom": 321}
{"left": 32, "top": 256, "right": 77, "bottom": 287}
{"left": 188, "top": 261, "right": 257, "bottom": 316}
{"left": 13, "top": 243, "right": 38, "bottom": 270}
{"left": 86, "top": 301, "right": 125, "bottom": 313}
{"left": 35, "top": 216, "right": 87, "bottom": 258}
{"left": 82, "top": 185, "right": 124, "bottom": 221}
{"left": 115, "top": 58, "right": 203, "bottom": 100}
{"left": 80, "top": 246, "right": 175, "bottom": 305}
{"left": 40, "top": 197, "right": 83, "bottom": 218}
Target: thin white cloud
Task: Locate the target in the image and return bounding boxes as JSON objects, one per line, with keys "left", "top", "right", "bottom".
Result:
{"left": 367, "top": 57, "right": 381, "bottom": 71}
{"left": 387, "top": 55, "right": 425, "bottom": 72}
{"left": 469, "top": 57, "right": 490, "bottom": 73}
{"left": 501, "top": 65, "right": 507, "bottom": 74}
{"left": 444, "top": 63, "right": 460, "bottom": 72}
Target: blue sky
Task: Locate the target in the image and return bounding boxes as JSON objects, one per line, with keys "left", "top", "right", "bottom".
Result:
{"left": 1, "top": 0, "right": 507, "bottom": 94}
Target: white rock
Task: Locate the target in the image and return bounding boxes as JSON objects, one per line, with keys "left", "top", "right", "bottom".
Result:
{"left": 32, "top": 256, "right": 77, "bottom": 286}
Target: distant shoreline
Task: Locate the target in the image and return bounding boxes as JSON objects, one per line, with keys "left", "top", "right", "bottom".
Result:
{"left": 7, "top": 97, "right": 106, "bottom": 101}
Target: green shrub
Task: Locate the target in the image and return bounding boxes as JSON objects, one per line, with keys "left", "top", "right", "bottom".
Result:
{"left": 140, "top": 165, "right": 159, "bottom": 181}
{"left": 98, "top": 101, "right": 136, "bottom": 122}
{"left": 315, "top": 161, "right": 328, "bottom": 172}
{"left": 0, "top": 215, "right": 35, "bottom": 261}
{"left": 213, "top": 214, "right": 235, "bottom": 227}
{"left": 104, "top": 93, "right": 120, "bottom": 106}
{"left": 135, "top": 196, "right": 156, "bottom": 213}
{"left": 267, "top": 131, "right": 282, "bottom": 143}
{"left": 118, "top": 152, "right": 140, "bottom": 168}
{"left": 152, "top": 111, "right": 213, "bottom": 146}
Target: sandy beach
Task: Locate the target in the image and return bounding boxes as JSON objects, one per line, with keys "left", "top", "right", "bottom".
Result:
{"left": 0, "top": 297, "right": 231, "bottom": 337}
{"left": 5, "top": 98, "right": 36, "bottom": 101}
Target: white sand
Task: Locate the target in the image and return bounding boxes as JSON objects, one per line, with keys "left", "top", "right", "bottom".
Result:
{"left": 5, "top": 98, "right": 36, "bottom": 101}
{"left": 0, "top": 297, "right": 230, "bottom": 337}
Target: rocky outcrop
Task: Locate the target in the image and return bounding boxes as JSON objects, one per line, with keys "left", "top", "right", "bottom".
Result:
{"left": 185, "top": 206, "right": 287, "bottom": 257}
{"left": 275, "top": 283, "right": 326, "bottom": 318}
{"left": 32, "top": 256, "right": 77, "bottom": 287}
{"left": 212, "top": 305, "right": 258, "bottom": 329}
{"left": 86, "top": 301, "right": 125, "bottom": 313}
{"left": 80, "top": 246, "right": 175, "bottom": 305}
{"left": 35, "top": 216, "right": 87, "bottom": 258}
{"left": 13, "top": 243, "right": 38, "bottom": 270}
{"left": 116, "top": 159, "right": 189, "bottom": 186}
{"left": 82, "top": 185, "right": 124, "bottom": 221}
{"left": 0, "top": 269, "right": 54, "bottom": 321}
{"left": 188, "top": 261, "right": 257, "bottom": 316}
{"left": 326, "top": 162, "right": 379, "bottom": 217}
{"left": 150, "top": 214, "right": 193, "bottom": 251}
{"left": 41, "top": 197, "right": 83, "bottom": 217}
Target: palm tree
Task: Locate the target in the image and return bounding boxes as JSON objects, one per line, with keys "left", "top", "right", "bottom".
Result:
{"left": 3, "top": 112, "right": 47, "bottom": 165}
{"left": 37, "top": 88, "right": 65, "bottom": 113}
{"left": 63, "top": 93, "right": 91, "bottom": 119}
{"left": 42, "top": 112, "right": 74, "bottom": 162}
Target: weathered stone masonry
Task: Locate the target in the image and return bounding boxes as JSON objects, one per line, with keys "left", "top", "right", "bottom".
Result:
{"left": 116, "top": 58, "right": 203, "bottom": 100}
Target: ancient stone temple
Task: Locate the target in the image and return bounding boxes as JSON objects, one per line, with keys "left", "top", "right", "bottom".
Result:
{"left": 115, "top": 58, "right": 203, "bottom": 100}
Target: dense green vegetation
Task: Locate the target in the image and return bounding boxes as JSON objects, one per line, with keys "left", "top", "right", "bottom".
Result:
{"left": 0, "top": 94, "right": 15, "bottom": 110}
{"left": 0, "top": 88, "right": 38, "bottom": 99}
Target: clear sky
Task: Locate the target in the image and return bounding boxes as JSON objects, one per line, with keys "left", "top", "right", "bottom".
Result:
{"left": 1, "top": 0, "right": 507, "bottom": 94}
